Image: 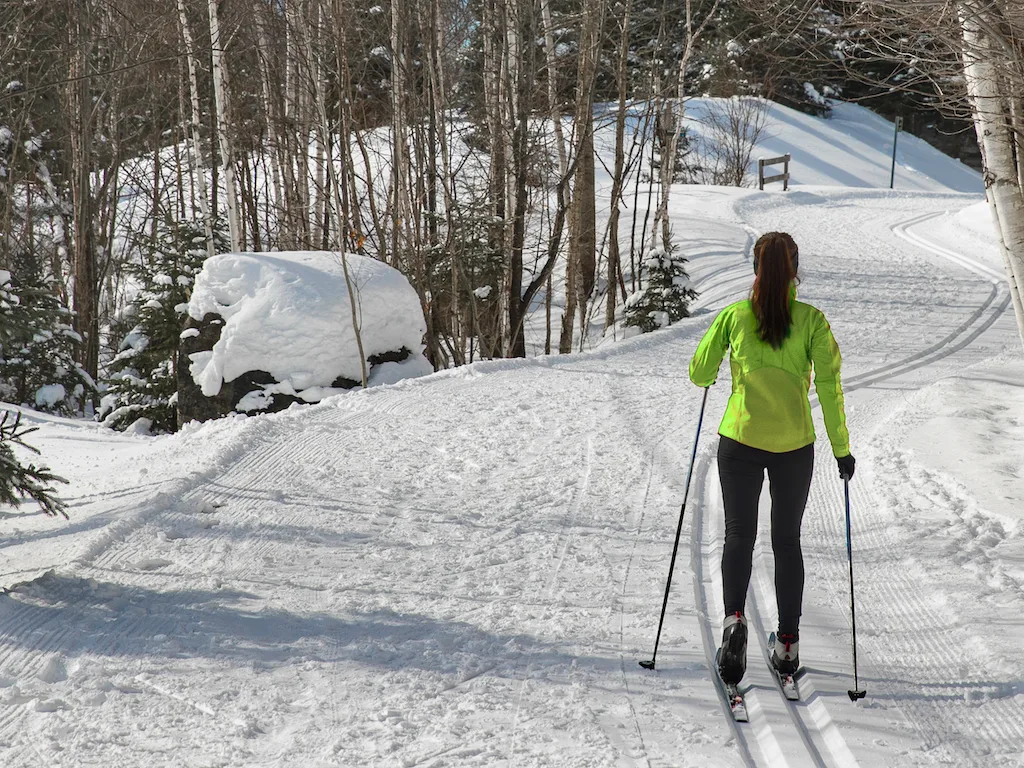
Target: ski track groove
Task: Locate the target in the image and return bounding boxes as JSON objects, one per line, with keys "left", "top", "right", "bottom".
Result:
{"left": 505, "top": 432, "right": 594, "bottom": 767}
{"left": 676, "top": 199, "right": 1011, "bottom": 767}
{"left": 0, "top": 388, "right": 426, "bottom": 764}
{"left": 614, "top": 437, "right": 665, "bottom": 768}
{"left": 1, "top": 198, "right": 1014, "bottom": 765}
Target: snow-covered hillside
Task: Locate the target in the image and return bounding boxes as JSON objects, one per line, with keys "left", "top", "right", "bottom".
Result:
{"left": 2, "top": 104, "right": 1022, "bottom": 767}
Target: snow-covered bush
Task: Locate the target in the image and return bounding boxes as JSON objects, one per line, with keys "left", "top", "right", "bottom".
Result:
{"left": 0, "top": 410, "right": 67, "bottom": 518}
{"left": 180, "top": 250, "right": 431, "bottom": 421}
{"left": 98, "top": 219, "right": 228, "bottom": 433}
{"left": 624, "top": 242, "right": 699, "bottom": 333}
{"left": 0, "top": 267, "right": 93, "bottom": 416}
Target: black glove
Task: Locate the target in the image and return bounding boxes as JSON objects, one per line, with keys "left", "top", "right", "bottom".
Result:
{"left": 837, "top": 454, "right": 856, "bottom": 481}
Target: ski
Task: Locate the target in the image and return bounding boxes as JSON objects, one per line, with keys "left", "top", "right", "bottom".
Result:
{"left": 767, "top": 633, "right": 800, "bottom": 701}
{"left": 724, "top": 681, "right": 749, "bottom": 721}
{"left": 715, "top": 649, "right": 748, "bottom": 722}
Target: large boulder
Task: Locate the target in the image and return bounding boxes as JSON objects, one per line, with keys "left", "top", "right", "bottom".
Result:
{"left": 177, "top": 251, "right": 431, "bottom": 426}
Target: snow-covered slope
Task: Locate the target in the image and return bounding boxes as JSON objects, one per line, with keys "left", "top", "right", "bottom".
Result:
{"left": 683, "top": 99, "right": 983, "bottom": 193}
{"left": 3, "top": 104, "right": 1023, "bottom": 767}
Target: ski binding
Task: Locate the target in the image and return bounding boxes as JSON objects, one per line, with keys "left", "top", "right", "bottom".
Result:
{"left": 724, "top": 681, "right": 748, "bottom": 721}
{"left": 768, "top": 633, "right": 800, "bottom": 701}
{"left": 715, "top": 649, "right": 748, "bottom": 721}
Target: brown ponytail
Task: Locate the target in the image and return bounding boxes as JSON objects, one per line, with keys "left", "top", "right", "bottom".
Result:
{"left": 751, "top": 232, "right": 799, "bottom": 349}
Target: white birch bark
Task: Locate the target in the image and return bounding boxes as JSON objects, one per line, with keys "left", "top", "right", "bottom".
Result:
{"left": 653, "top": 0, "right": 720, "bottom": 250}
{"left": 208, "top": 0, "right": 241, "bottom": 252}
{"left": 540, "top": 0, "right": 567, "bottom": 176}
{"left": 959, "top": 1, "right": 1024, "bottom": 348}
{"left": 254, "top": 4, "right": 285, "bottom": 243}
{"left": 176, "top": 0, "right": 215, "bottom": 257}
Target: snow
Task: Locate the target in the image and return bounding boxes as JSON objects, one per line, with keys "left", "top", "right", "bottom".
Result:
{"left": 34, "top": 384, "right": 66, "bottom": 409}
{"left": 684, "top": 99, "right": 984, "bottom": 193}
{"left": 2, "top": 102, "right": 1024, "bottom": 766}
{"left": 187, "top": 250, "right": 428, "bottom": 398}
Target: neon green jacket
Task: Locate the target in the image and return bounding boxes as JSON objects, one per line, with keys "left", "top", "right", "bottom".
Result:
{"left": 689, "top": 292, "right": 851, "bottom": 457}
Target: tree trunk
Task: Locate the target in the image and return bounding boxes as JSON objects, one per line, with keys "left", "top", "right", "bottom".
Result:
{"left": 959, "top": 1, "right": 1024, "bottom": 349}
{"left": 506, "top": 0, "right": 538, "bottom": 358}
{"left": 176, "top": 0, "right": 215, "bottom": 257}
{"left": 606, "top": 0, "right": 633, "bottom": 331}
{"left": 559, "top": 0, "right": 604, "bottom": 353}
{"left": 208, "top": 0, "right": 241, "bottom": 251}
{"left": 68, "top": 1, "right": 99, "bottom": 382}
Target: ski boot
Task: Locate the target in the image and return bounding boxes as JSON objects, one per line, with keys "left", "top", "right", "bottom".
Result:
{"left": 718, "top": 612, "right": 748, "bottom": 684}
{"left": 770, "top": 632, "right": 800, "bottom": 675}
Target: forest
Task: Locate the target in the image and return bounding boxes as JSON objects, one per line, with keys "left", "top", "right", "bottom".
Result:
{"left": 1, "top": 0, "right": 1022, "bottom": 444}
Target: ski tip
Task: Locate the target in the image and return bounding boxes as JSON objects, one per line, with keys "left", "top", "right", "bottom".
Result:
{"left": 639, "top": 660, "right": 656, "bottom": 670}
{"left": 848, "top": 689, "right": 867, "bottom": 701}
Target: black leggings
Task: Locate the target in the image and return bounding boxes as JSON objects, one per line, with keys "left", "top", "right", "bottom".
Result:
{"left": 717, "top": 436, "right": 814, "bottom": 636}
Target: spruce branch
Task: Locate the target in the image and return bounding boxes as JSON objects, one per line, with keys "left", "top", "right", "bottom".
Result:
{"left": 0, "top": 411, "right": 68, "bottom": 519}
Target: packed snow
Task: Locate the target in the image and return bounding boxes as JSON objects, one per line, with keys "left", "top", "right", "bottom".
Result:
{"left": 2, "top": 103, "right": 1023, "bottom": 767}
{"left": 187, "top": 251, "right": 429, "bottom": 400}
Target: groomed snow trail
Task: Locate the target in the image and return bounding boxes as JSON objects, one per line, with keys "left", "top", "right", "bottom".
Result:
{"left": 1, "top": 188, "right": 1021, "bottom": 767}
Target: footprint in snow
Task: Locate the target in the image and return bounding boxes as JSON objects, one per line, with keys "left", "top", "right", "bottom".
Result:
{"left": 37, "top": 657, "right": 67, "bottom": 684}
{"left": 134, "top": 558, "right": 173, "bottom": 571}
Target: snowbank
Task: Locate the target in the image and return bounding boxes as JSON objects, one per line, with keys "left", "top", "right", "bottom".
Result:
{"left": 187, "top": 251, "right": 429, "bottom": 404}
{"left": 955, "top": 200, "right": 999, "bottom": 244}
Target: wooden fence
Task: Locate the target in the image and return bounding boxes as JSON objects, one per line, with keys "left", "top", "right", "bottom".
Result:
{"left": 758, "top": 154, "right": 791, "bottom": 191}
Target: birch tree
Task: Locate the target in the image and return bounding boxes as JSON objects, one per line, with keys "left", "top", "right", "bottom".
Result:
{"left": 650, "top": 0, "right": 721, "bottom": 253}
{"left": 208, "top": 0, "right": 241, "bottom": 252}
{"left": 957, "top": 0, "right": 1024, "bottom": 344}
{"left": 836, "top": 0, "right": 1024, "bottom": 349}
{"left": 177, "top": 0, "right": 216, "bottom": 257}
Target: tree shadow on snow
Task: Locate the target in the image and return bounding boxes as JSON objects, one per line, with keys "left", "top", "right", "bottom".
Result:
{"left": 0, "top": 572, "right": 616, "bottom": 678}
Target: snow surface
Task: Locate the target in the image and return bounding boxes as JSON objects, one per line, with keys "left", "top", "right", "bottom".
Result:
{"left": 187, "top": 251, "right": 428, "bottom": 399}
{"left": 2, "top": 105, "right": 1023, "bottom": 766}
{"left": 684, "top": 99, "right": 984, "bottom": 193}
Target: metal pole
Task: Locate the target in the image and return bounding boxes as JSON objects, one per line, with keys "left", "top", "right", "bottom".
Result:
{"left": 639, "top": 387, "right": 710, "bottom": 670}
{"left": 845, "top": 478, "right": 867, "bottom": 700}
{"left": 890, "top": 116, "right": 903, "bottom": 189}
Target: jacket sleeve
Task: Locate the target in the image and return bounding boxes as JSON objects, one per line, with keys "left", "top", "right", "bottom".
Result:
{"left": 689, "top": 310, "right": 730, "bottom": 387}
{"left": 810, "top": 311, "right": 851, "bottom": 457}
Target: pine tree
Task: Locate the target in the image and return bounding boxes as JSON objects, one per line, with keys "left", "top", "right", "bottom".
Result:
{"left": 98, "top": 218, "right": 228, "bottom": 433}
{"left": 0, "top": 258, "right": 95, "bottom": 415}
{"left": 0, "top": 410, "right": 67, "bottom": 519}
{"left": 624, "top": 240, "right": 699, "bottom": 333}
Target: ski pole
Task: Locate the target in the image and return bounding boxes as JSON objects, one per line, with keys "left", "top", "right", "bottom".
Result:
{"left": 845, "top": 477, "right": 867, "bottom": 700}
{"left": 640, "top": 387, "right": 710, "bottom": 671}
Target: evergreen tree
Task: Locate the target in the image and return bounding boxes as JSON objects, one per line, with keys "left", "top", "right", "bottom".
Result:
{"left": 694, "top": 2, "right": 845, "bottom": 116}
{"left": 0, "top": 410, "right": 67, "bottom": 519}
{"left": 98, "top": 218, "right": 228, "bottom": 433}
{"left": 624, "top": 240, "right": 699, "bottom": 333}
{"left": 0, "top": 258, "right": 94, "bottom": 415}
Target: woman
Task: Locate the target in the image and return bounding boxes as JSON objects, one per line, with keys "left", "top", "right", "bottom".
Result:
{"left": 689, "top": 231, "right": 855, "bottom": 685}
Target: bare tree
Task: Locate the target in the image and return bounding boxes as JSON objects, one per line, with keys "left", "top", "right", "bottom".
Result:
{"left": 208, "top": 0, "right": 241, "bottom": 252}
{"left": 835, "top": 0, "right": 1024, "bottom": 349}
{"left": 559, "top": 0, "right": 607, "bottom": 353}
{"left": 694, "top": 96, "right": 770, "bottom": 187}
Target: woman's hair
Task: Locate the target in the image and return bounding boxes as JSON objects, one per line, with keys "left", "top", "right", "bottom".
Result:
{"left": 751, "top": 232, "right": 799, "bottom": 349}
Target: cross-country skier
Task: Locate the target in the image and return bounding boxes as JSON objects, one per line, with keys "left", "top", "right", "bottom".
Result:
{"left": 689, "top": 231, "right": 855, "bottom": 685}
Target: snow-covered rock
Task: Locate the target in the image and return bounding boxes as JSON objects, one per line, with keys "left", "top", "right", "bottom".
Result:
{"left": 181, "top": 251, "right": 429, "bottom": 420}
